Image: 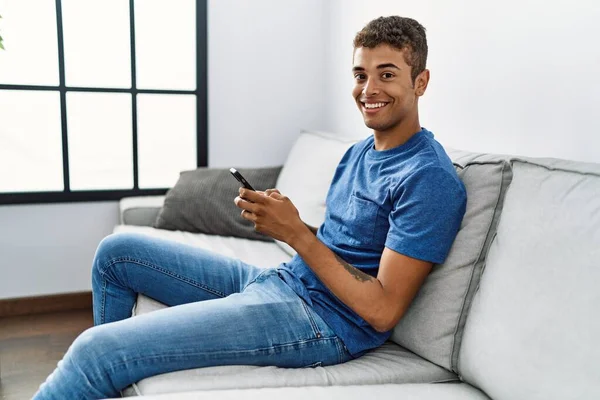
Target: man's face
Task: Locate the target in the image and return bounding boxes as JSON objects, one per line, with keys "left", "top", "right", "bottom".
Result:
{"left": 352, "top": 44, "right": 427, "bottom": 133}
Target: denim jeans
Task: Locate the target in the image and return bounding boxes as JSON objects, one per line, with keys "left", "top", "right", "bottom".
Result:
{"left": 34, "top": 232, "right": 352, "bottom": 399}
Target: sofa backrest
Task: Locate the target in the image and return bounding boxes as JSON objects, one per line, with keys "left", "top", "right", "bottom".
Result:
{"left": 274, "top": 130, "right": 359, "bottom": 255}
{"left": 391, "top": 154, "right": 513, "bottom": 372}
{"left": 457, "top": 156, "right": 600, "bottom": 400}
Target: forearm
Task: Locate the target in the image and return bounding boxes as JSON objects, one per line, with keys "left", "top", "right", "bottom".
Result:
{"left": 304, "top": 223, "right": 319, "bottom": 235}
{"left": 289, "top": 226, "right": 393, "bottom": 332}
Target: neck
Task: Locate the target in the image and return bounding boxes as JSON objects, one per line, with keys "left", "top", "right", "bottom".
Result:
{"left": 373, "top": 112, "right": 421, "bottom": 151}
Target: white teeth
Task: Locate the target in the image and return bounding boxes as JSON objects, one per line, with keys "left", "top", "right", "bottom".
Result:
{"left": 364, "top": 102, "right": 386, "bottom": 109}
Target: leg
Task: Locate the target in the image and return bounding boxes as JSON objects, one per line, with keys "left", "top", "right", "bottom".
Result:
{"left": 34, "top": 270, "right": 352, "bottom": 399}
{"left": 92, "top": 232, "right": 264, "bottom": 324}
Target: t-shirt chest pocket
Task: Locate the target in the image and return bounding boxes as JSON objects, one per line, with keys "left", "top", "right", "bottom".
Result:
{"left": 339, "top": 194, "right": 384, "bottom": 248}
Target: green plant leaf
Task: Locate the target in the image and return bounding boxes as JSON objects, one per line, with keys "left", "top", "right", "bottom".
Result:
{"left": 0, "top": 14, "right": 4, "bottom": 50}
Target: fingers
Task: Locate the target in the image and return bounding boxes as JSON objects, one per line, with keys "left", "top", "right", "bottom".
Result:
{"left": 239, "top": 188, "right": 283, "bottom": 201}
{"left": 265, "top": 189, "right": 285, "bottom": 201}
{"left": 235, "top": 188, "right": 288, "bottom": 228}
{"left": 239, "top": 188, "right": 267, "bottom": 204}
{"left": 234, "top": 196, "right": 259, "bottom": 214}
{"left": 265, "top": 188, "right": 281, "bottom": 197}
{"left": 240, "top": 209, "right": 257, "bottom": 223}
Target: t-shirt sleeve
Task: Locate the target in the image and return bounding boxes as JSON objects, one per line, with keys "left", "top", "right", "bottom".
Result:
{"left": 385, "top": 166, "right": 467, "bottom": 264}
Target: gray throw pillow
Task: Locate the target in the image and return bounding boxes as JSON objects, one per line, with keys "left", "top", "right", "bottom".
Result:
{"left": 154, "top": 167, "right": 282, "bottom": 241}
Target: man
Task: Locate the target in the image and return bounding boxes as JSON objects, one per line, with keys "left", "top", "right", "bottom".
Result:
{"left": 35, "top": 16, "right": 466, "bottom": 399}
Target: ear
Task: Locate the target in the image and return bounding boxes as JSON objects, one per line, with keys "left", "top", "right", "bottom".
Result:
{"left": 414, "top": 69, "right": 430, "bottom": 97}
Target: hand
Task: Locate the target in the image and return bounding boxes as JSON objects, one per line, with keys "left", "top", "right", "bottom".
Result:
{"left": 263, "top": 188, "right": 281, "bottom": 197}
{"left": 234, "top": 188, "right": 306, "bottom": 243}
{"left": 253, "top": 189, "right": 281, "bottom": 197}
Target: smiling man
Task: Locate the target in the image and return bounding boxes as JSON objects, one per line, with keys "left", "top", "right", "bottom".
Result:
{"left": 35, "top": 16, "right": 466, "bottom": 400}
{"left": 234, "top": 16, "right": 467, "bottom": 357}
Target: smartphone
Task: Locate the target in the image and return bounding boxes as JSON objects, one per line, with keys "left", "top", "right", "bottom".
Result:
{"left": 229, "top": 168, "right": 255, "bottom": 191}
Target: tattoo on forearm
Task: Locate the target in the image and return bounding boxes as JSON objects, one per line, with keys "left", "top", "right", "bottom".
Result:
{"left": 334, "top": 254, "right": 374, "bottom": 283}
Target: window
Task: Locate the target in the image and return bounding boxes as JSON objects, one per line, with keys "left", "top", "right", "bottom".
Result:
{"left": 0, "top": 0, "right": 207, "bottom": 205}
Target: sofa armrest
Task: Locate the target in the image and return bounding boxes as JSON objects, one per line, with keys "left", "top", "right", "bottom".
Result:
{"left": 119, "top": 195, "right": 166, "bottom": 226}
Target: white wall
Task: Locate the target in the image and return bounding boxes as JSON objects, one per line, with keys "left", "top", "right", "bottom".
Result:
{"left": 0, "top": 202, "right": 117, "bottom": 299}
{"left": 0, "top": 0, "right": 328, "bottom": 299}
{"left": 208, "top": 0, "right": 328, "bottom": 167}
{"left": 324, "top": 0, "right": 600, "bottom": 163}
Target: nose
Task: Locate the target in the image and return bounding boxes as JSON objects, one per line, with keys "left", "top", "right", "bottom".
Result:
{"left": 362, "top": 78, "right": 380, "bottom": 97}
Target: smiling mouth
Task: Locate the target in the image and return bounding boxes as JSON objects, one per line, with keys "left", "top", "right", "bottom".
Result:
{"left": 361, "top": 101, "right": 389, "bottom": 113}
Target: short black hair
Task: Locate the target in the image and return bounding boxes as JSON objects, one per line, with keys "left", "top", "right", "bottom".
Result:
{"left": 353, "top": 16, "right": 428, "bottom": 83}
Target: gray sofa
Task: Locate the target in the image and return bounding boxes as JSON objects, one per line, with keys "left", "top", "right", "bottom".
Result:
{"left": 113, "top": 130, "right": 600, "bottom": 399}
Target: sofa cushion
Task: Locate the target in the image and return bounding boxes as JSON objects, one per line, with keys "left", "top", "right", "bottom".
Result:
{"left": 123, "top": 293, "right": 457, "bottom": 396}
{"left": 128, "top": 383, "right": 490, "bottom": 400}
{"left": 113, "top": 225, "right": 292, "bottom": 269}
{"left": 390, "top": 158, "right": 513, "bottom": 372}
{"left": 154, "top": 166, "right": 282, "bottom": 241}
{"left": 458, "top": 157, "right": 600, "bottom": 400}
{"left": 273, "top": 130, "right": 359, "bottom": 255}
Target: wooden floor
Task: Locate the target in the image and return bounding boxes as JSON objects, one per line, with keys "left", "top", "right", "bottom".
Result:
{"left": 0, "top": 309, "right": 93, "bottom": 400}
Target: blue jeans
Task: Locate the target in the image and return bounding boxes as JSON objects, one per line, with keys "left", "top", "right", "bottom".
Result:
{"left": 34, "top": 232, "right": 352, "bottom": 399}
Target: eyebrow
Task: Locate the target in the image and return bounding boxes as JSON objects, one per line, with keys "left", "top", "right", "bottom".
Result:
{"left": 352, "top": 63, "right": 401, "bottom": 72}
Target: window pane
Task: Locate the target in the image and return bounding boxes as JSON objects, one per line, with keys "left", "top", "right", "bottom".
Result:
{"left": 67, "top": 92, "right": 133, "bottom": 190}
{"left": 0, "top": 91, "right": 63, "bottom": 192}
{"left": 137, "top": 94, "right": 196, "bottom": 189}
{"left": 134, "top": 0, "right": 196, "bottom": 90}
{"left": 0, "top": 1, "right": 59, "bottom": 85}
{"left": 61, "top": 0, "right": 131, "bottom": 88}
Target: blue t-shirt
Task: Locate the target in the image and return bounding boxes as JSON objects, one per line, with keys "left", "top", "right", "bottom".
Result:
{"left": 278, "top": 128, "right": 467, "bottom": 357}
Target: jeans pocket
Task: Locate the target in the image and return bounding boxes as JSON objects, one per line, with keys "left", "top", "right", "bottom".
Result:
{"left": 299, "top": 300, "right": 323, "bottom": 339}
{"left": 299, "top": 299, "right": 339, "bottom": 341}
{"left": 241, "top": 268, "right": 274, "bottom": 291}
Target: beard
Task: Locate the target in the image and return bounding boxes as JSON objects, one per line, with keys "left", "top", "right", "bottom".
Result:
{"left": 357, "top": 99, "right": 407, "bottom": 132}
{"left": 363, "top": 114, "right": 402, "bottom": 132}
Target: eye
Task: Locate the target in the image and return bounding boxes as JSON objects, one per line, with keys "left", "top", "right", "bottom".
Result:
{"left": 354, "top": 73, "right": 366, "bottom": 81}
{"left": 381, "top": 72, "right": 395, "bottom": 79}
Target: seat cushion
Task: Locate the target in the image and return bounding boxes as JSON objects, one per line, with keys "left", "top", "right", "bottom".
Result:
{"left": 390, "top": 156, "right": 513, "bottom": 372}
{"left": 129, "top": 383, "right": 490, "bottom": 400}
{"left": 113, "top": 225, "right": 292, "bottom": 268}
{"left": 458, "top": 157, "right": 600, "bottom": 400}
{"left": 126, "top": 295, "right": 457, "bottom": 396}
{"left": 122, "top": 339, "right": 457, "bottom": 396}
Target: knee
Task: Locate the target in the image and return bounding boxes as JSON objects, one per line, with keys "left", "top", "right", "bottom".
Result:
{"left": 66, "top": 326, "right": 120, "bottom": 379}
{"left": 68, "top": 326, "right": 102, "bottom": 364}
{"left": 92, "top": 233, "right": 144, "bottom": 277}
{"left": 35, "top": 326, "right": 121, "bottom": 398}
